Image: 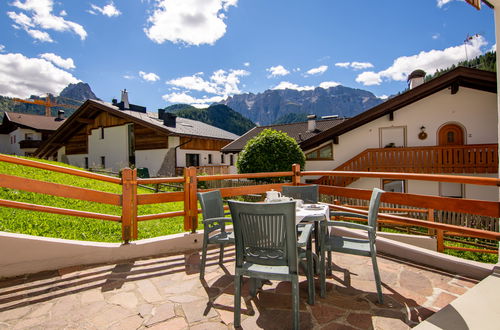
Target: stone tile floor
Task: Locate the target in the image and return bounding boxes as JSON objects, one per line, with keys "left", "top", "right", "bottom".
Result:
{"left": 0, "top": 248, "right": 478, "bottom": 329}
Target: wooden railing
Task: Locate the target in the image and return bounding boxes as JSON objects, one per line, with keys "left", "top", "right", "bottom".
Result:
{"left": 175, "top": 165, "right": 230, "bottom": 176}
{"left": 0, "top": 155, "right": 498, "bottom": 257}
{"left": 316, "top": 144, "right": 498, "bottom": 186}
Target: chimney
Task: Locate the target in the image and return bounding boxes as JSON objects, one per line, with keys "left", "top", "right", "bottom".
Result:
{"left": 158, "top": 109, "right": 165, "bottom": 119}
{"left": 163, "top": 112, "right": 177, "bottom": 128}
{"left": 121, "top": 89, "right": 130, "bottom": 109}
{"left": 307, "top": 114, "right": 317, "bottom": 132}
{"left": 407, "top": 69, "right": 426, "bottom": 89}
{"left": 55, "top": 109, "right": 65, "bottom": 121}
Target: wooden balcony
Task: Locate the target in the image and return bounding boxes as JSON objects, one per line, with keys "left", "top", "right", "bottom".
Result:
{"left": 19, "top": 139, "right": 43, "bottom": 149}
{"left": 316, "top": 144, "right": 498, "bottom": 186}
{"left": 175, "top": 165, "right": 230, "bottom": 176}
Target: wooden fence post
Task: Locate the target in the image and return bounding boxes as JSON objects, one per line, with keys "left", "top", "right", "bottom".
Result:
{"left": 427, "top": 208, "right": 436, "bottom": 236}
{"left": 292, "top": 163, "right": 301, "bottom": 185}
{"left": 183, "top": 167, "right": 198, "bottom": 232}
{"left": 436, "top": 229, "right": 445, "bottom": 252}
{"left": 121, "top": 168, "right": 138, "bottom": 243}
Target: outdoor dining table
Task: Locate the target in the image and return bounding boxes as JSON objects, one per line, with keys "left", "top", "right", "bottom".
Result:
{"left": 296, "top": 203, "right": 330, "bottom": 255}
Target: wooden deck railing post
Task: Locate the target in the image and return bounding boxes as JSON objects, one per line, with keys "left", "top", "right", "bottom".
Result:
{"left": 436, "top": 229, "right": 445, "bottom": 252}
{"left": 183, "top": 167, "right": 198, "bottom": 232}
{"left": 121, "top": 167, "right": 138, "bottom": 243}
{"left": 427, "top": 208, "right": 436, "bottom": 236}
{"left": 292, "top": 163, "right": 301, "bottom": 185}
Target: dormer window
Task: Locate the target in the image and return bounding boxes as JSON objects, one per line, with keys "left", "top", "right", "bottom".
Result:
{"left": 306, "top": 144, "right": 333, "bottom": 160}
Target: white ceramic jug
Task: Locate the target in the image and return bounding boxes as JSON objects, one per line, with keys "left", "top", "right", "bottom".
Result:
{"left": 266, "top": 189, "right": 282, "bottom": 201}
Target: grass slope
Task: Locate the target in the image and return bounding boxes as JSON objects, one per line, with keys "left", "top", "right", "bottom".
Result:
{"left": 0, "top": 156, "right": 185, "bottom": 242}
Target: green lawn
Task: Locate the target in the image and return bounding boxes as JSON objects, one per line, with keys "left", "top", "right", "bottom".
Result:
{"left": 0, "top": 156, "right": 187, "bottom": 242}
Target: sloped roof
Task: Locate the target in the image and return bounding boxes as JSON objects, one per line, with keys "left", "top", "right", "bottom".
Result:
{"left": 35, "top": 99, "right": 239, "bottom": 157}
{"left": 300, "top": 66, "right": 497, "bottom": 150}
{"left": 2, "top": 112, "right": 66, "bottom": 132}
{"left": 221, "top": 118, "right": 347, "bottom": 153}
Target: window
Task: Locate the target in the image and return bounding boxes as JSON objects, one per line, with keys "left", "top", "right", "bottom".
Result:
{"left": 306, "top": 144, "right": 333, "bottom": 160}
{"left": 221, "top": 154, "right": 225, "bottom": 164}
{"left": 100, "top": 127, "right": 105, "bottom": 139}
{"left": 84, "top": 157, "right": 89, "bottom": 169}
{"left": 230, "top": 154, "right": 234, "bottom": 166}
{"left": 186, "top": 154, "right": 200, "bottom": 167}
{"left": 383, "top": 179, "right": 405, "bottom": 193}
{"left": 100, "top": 156, "right": 105, "bottom": 168}
{"left": 447, "top": 131, "right": 455, "bottom": 143}
{"left": 25, "top": 133, "right": 34, "bottom": 140}
{"left": 208, "top": 154, "right": 212, "bottom": 164}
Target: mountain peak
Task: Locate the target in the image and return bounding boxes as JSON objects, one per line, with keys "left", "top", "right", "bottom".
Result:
{"left": 60, "top": 82, "right": 100, "bottom": 101}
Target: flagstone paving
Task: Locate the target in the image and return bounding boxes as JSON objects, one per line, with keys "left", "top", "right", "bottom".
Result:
{"left": 0, "top": 248, "right": 478, "bottom": 329}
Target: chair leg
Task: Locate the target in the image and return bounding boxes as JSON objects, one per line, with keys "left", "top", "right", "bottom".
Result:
{"left": 371, "top": 253, "right": 384, "bottom": 304}
{"left": 306, "top": 249, "right": 315, "bottom": 305}
{"left": 234, "top": 274, "right": 242, "bottom": 327}
{"left": 320, "top": 248, "right": 326, "bottom": 298}
{"left": 249, "top": 277, "right": 258, "bottom": 297}
{"left": 327, "top": 251, "right": 332, "bottom": 275}
{"left": 291, "top": 275, "right": 300, "bottom": 330}
{"left": 200, "top": 240, "right": 208, "bottom": 279}
{"left": 219, "top": 244, "right": 224, "bottom": 265}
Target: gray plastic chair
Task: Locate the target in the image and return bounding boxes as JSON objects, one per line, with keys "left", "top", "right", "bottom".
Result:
{"left": 228, "top": 200, "right": 315, "bottom": 330}
{"left": 320, "top": 188, "right": 385, "bottom": 303}
{"left": 197, "top": 190, "right": 235, "bottom": 279}
{"left": 282, "top": 184, "right": 319, "bottom": 204}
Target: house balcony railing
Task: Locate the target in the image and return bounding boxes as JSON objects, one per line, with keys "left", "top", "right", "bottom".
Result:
{"left": 316, "top": 143, "right": 498, "bottom": 187}
{"left": 19, "top": 139, "right": 43, "bottom": 149}
{"left": 175, "top": 165, "right": 230, "bottom": 176}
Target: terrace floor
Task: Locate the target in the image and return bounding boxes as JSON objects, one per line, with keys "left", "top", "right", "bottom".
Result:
{"left": 0, "top": 247, "right": 478, "bottom": 330}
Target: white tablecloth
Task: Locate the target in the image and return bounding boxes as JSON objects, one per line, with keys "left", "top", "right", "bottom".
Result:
{"left": 296, "top": 204, "right": 329, "bottom": 224}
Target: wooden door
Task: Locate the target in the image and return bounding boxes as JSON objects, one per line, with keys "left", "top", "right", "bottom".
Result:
{"left": 438, "top": 124, "right": 464, "bottom": 146}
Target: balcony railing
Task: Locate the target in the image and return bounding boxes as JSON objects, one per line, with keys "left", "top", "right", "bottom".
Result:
{"left": 19, "top": 139, "right": 43, "bottom": 149}
{"left": 175, "top": 165, "right": 230, "bottom": 176}
{"left": 316, "top": 144, "right": 498, "bottom": 186}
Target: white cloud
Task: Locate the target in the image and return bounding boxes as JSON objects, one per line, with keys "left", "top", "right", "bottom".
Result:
{"left": 272, "top": 81, "right": 315, "bottom": 91}
{"left": 123, "top": 74, "right": 134, "bottom": 80}
{"left": 161, "top": 92, "right": 224, "bottom": 108}
{"left": 319, "top": 81, "right": 341, "bottom": 89}
{"left": 167, "top": 69, "right": 249, "bottom": 96}
{"left": 0, "top": 45, "right": 5, "bottom": 52}
{"left": 356, "top": 35, "right": 488, "bottom": 86}
{"left": 350, "top": 62, "right": 374, "bottom": 70}
{"left": 266, "top": 65, "right": 290, "bottom": 78}
{"left": 243, "top": 62, "right": 250, "bottom": 67}
{"left": 432, "top": 33, "right": 440, "bottom": 40}
{"left": 39, "top": 53, "right": 75, "bottom": 69}
{"left": 59, "top": 10, "right": 67, "bottom": 16}
{"left": 335, "top": 61, "right": 373, "bottom": 70}
{"left": 89, "top": 2, "right": 121, "bottom": 17}
{"left": 144, "top": 0, "right": 237, "bottom": 45}
{"left": 335, "top": 62, "right": 350, "bottom": 68}
{"left": 377, "top": 94, "right": 389, "bottom": 100}
{"left": 0, "top": 52, "right": 79, "bottom": 98}
{"left": 490, "top": 43, "right": 496, "bottom": 52}
{"left": 139, "top": 71, "right": 160, "bottom": 82}
{"left": 437, "top": 0, "right": 455, "bottom": 8}
{"left": 305, "top": 65, "right": 328, "bottom": 76}
{"left": 8, "top": 0, "right": 87, "bottom": 42}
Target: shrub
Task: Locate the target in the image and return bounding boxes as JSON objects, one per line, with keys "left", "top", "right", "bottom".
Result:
{"left": 237, "top": 129, "right": 305, "bottom": 178}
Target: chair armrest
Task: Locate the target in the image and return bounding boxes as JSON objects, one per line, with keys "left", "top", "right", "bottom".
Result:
{"left": 330, "top": 211, "right": 368, "bottom": 220}
{"left": 203, "top": 217, "right": 233, "bottom": 233}
{"left": 297, "top": 224, "right": 313, "bottom": 247}
{"left": 323, "top": 220, "right": 373, "bottom": 232}
{"left": 203, "top": 217, "right": 232, "bottom": 225}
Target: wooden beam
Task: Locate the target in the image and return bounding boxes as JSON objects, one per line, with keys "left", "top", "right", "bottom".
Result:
{"left": 77, "top": 118, "right": 94, "bottom": 124}
{"left": 451, "top": 82, "right": 460, "bottom": 95}
{"left": 389, "top": 112, "right": 394, "bottom": 121}
{"left": 333, "top": 136, "right": 339, "bottom": 144}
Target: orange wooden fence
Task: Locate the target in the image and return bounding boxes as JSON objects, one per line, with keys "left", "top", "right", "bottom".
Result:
{"left": 0, "top": 155, "right": 499, "bottom": 256}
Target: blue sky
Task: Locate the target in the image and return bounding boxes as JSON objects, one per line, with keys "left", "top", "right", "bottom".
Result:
{"left": 0, "top": 0, "right": 496, "bottom": 112}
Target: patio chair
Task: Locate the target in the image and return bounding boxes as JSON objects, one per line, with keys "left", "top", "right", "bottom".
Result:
{"left": 282, "top": 184, "right": 319, "bottom": 204}
{"left": 197, "top": 190, "right": 235, "bottom": 279}
{"left": 228, "top": 200, "right": 315, "bottom": 329}
{"left": 320, "top": 188, "right": 385, "bottom": 303}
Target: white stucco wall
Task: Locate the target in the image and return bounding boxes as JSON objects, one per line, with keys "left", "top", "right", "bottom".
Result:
{"left": 88, "top": 125, "right": 129, "bottom": 172}
{"left": 135, "top": 149, "right": 169, "bottom": 176}
{"left": 66, "top": 154, "right": 89, "bottom": 169}
{"left": 0, "top": 134, "right": 11, "bottom": 154}
{"left": 3, "top": 128, "right": 42, "bottom": 156}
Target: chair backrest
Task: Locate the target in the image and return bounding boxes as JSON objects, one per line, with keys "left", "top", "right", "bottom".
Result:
{"left": 228, "top": 200, "right": 298, "bottom": 273}
{"left": 282, "top": 185, "right": 319, "bottom": 204}
{"left": 367, "top": 188, "right": 384, "bottom": 229}
{"left": 197, "top": 190, "right": 225, "bottom": 221}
